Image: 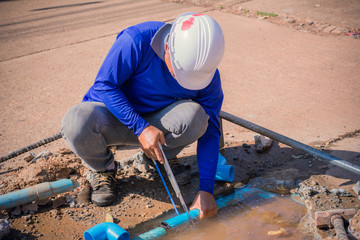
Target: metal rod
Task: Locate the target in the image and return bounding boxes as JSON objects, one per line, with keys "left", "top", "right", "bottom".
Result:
{"left": 220, "top": 111, "right": 360, "bottom": 175}
{"left": 219, "top": 118, "right": 225, "bottom": 150}
{"left": 332, "top": 216, "right": 349, "bottom": 240}
{"left": 0, "top": 132, "right": 62, "bottom": 162}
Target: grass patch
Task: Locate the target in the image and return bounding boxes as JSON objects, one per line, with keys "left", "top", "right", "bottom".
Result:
{"left": 243, "top": 9, "right": 249, "bottom": 14}
{"left": 256, "top": 11, "right": 278, "bottom": 17}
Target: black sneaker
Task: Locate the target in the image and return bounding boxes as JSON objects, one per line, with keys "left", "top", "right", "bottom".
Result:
{"left": 88, "top": 168, "right": 117, "bottom": 206}
{"left": 139, "top": 152, "right": 191, "bottom": 185}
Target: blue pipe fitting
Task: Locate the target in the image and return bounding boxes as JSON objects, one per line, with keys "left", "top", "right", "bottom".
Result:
{"left": 218, "top": 153, "right": 227, "bottom": 166}
{"left": 133, "top": 210, "right": 200, "bottom": 240}
{"left": 132, "top": 227, "right": 166, "bottom": 240}
{"left": 215, "top": 153, "right": 234, "bottom": 182}
{"left": 215, "top": 186, "right": 275, "bottom": 209}
{"left": 215, "top": 165, "right": 234, "bottom": 182}
{"left": 0, "top": 179, "right": 79, "bottom": 210}
{"left": 84, "top": 222, "right": 130, "bottom": 240}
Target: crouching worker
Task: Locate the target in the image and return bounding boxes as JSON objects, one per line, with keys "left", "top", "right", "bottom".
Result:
{"left": 61, "top": 12, "right": 225, "bottom": 219}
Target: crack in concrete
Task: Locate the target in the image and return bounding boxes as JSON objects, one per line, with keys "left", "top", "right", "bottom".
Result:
{"left": 317, "top": 129, "right": 360, "bottom": 149}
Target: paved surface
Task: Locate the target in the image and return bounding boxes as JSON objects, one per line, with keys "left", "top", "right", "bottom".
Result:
{"left": 0, "top": 2, "right": 359, "bottom": 239}
{"left": 0, "top": 0, "right": 206, "bottom": 156}
{"left": 0, "top": 0, "right": 359, "bottom": 161}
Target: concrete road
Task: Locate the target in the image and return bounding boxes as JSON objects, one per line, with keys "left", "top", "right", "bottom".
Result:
{"left": 0, "top": 0, "right": 359, "bottom": 160}
{"left": 0, "top": 0, "right": 207, "bottom": 155}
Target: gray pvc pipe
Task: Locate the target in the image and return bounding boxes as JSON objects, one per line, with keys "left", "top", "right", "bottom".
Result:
{"left": 219, "top": 111, "right": 360, "bottom": 175}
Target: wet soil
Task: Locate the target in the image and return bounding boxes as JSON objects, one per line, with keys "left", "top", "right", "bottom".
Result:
{"left": 164, "top": 196, "right": 311, "bottom": 240}
{"left": 1, "top": 131, "right": 359, "bottom": 239}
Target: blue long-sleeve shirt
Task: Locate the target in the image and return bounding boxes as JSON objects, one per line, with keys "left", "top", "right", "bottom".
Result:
{"left": 83, "top": 21, "right": 223, "bottom": 194}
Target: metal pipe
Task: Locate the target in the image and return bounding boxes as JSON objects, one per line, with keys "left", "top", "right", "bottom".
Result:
{"left": 0, "top": 132, "right": 62, "bottom": 163}
{"left": 220, "top": 111, "right": 360, "bottom": 175}
{"left": 332, "top": 216, "right": 349, "bottom": 240}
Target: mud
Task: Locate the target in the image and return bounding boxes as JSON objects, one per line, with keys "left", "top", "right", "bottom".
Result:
{"left": 164, "top": 196, "right": 311, "bottom": 240}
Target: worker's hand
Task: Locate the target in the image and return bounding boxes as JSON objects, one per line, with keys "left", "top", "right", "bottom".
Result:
{"left": 190, "top": 191, "right": 218, "bottom": 219}
{"left": 138, "top": 125, "right": 165, "bottom": 164}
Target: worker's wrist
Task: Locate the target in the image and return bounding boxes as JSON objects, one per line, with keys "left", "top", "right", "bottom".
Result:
{"left": 135, "top": 120, "right": 150, "bottom": 137}
{"left": 199, "top": 179, "right": 215, "bottom": 195}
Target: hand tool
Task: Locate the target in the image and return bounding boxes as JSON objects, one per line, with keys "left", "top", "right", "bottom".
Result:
{"left": 158, "top": 142, "right": 192, "bottom": 220}
{"left": 151, "top": 158, "right": 179, "bottom": 215}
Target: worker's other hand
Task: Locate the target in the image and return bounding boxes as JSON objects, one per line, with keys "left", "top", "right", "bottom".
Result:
{"left": 190, "top": 191, "right": 218, "bottom": 219}
{"left": 138, "top": 125, "right": 165, "bottom": 164}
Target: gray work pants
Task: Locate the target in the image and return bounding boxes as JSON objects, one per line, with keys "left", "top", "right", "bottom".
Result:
{"left": 61, "top": 100, "right": 209, "bottom": 172}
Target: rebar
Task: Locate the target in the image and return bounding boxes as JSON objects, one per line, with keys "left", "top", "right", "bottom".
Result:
{"left": 220, "top": 111, "right": 360, "bottom": 175}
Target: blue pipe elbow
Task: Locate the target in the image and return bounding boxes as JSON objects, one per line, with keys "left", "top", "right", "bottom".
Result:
{"left": 84, "top": 222, "right": 130, "bottom": 240}
{"left": 218, "top": 153, "right": 227, "bottom": 166}
{"left": 215, "top": 165, "right": 234, "bottom": 182}
{"left": 215, "top": 153, "right": 234, "bottom": 182}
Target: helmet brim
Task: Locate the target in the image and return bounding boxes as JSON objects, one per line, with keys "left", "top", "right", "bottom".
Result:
{"left": 150, "top": 23, "right": 172, "bottom": 61}
{"left": 172, "top": 66, "right": 216, "bottom": 90}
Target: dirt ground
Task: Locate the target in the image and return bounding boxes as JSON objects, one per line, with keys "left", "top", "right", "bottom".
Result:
{"left": 0, "top": 0, "right": 359, "bottom": 239}
{"left": 1, "top": 135, "right": 359, "bottom": 239}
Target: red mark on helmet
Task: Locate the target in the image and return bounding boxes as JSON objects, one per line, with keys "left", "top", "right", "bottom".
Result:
{"left": 193, "top": 13, "right": 204, "bottom": 16}
{"left": 181, "top": 17, "right": 195, "bottom": 31}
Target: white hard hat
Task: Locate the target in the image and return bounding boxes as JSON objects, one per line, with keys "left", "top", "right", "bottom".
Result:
{"left": 151, "top": 12, "right": 225, "bottom": 90}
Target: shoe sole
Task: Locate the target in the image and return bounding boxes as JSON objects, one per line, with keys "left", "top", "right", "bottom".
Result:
{"left": 92, "top": 196, "right": 116, "bottom": 207}
{"left": 174, "top": 170, "right": 191, "bottom": 185}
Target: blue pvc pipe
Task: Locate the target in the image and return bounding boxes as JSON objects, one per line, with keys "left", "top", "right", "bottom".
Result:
{"left": 132, "top": 186, "right": 275, "bottom": 240}
{"left": 218, "top": 153, "right": 227, "bottom": 166}
{"left": 215, "top": 153, "right": 234, "bottom": 182}
{"left": 164, "top": 209, "right": 200, "bottom": 228}
{"left": 84, "top": 222, "right": 130, "bottom": 240}
{"left": 0, "top": 179, "right": 79, "bottom": 210}
{"left": 215, "top": 186, "right": 275, "bottom": 209}
{"left": 131, "top": 227, "right": 166, "bottom": 240}
{"left": 215, "top": 165, "right": 234, "bottom": 182}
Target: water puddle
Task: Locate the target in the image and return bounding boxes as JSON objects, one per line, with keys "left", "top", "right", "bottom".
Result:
{"left": 163, "top": 196, "right": 311, "bottom": 240}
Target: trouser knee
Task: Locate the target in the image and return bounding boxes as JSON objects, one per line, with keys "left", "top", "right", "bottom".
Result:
{"left": 60, "top": 102, "right": 113, "bottom": 169}
{"left": 61, "top": 102, "right": 100, "bottom": 146}
{"left": 183, "top": 102, "right": 209, "bottom": 141}
{"left": 160, "top": 100, "right": 209, "bottom": 148}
